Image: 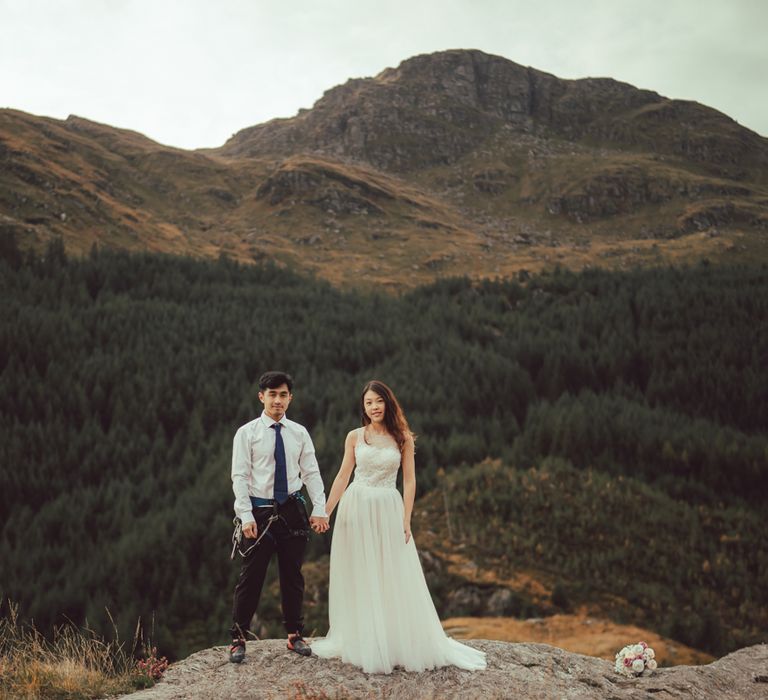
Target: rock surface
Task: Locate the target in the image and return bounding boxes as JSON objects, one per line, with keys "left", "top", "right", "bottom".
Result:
{"left": 122, "top": 640, "right": 768, "bottom": 700}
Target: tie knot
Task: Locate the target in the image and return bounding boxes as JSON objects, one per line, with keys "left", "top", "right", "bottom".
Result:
{"left": 272, "top": 423, "right": 282, "bottom": 433}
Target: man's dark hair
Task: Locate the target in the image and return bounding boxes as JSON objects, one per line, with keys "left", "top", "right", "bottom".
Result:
{"left": 258, "top": 371, "right": 293, "bottom": 392}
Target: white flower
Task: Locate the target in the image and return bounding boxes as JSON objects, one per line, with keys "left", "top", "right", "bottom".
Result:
{"left": 614, "top": 642, "right": 657, "bottom": 677}
{"left": 615, "top": 659, "right": 632, "bottom": 677}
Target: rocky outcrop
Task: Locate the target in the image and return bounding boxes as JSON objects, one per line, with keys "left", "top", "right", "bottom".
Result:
{"left": 122, "top": 640, "right": 767, "bottom": 700}
{"left": 538, "top": 162, "right": 766, "bottom": 227}
{"left": 255, "top": 157, "right": 395, "bottom": 215}
{"left": 677, "top": 201, "right": 768, "bottom": 233}
{"left": 546, "top": 165, "right": 677, "bottom": 222}
{"left": 251, "top": 156, "right": 458, "bottom": 228}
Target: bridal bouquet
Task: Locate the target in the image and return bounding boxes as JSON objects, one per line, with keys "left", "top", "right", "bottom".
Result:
{"left": 614, "top": 642, "right": 657, "bottom": 677}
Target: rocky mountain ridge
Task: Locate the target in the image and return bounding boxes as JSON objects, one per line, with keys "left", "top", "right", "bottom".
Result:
{"left": 217, "top": 49, "right": 767, "bottom": 177}
{"left": 2, "top": 49, "right": 767, "bottom": 288}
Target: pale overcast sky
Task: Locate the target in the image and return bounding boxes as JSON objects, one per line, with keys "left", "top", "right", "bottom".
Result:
{"left": 1, "top": 0, "right": 766, "bottom": 149}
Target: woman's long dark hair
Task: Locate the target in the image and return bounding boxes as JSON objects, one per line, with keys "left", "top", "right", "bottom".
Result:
{"left": 360, "top": 380, "right": 413, "bottom": 453}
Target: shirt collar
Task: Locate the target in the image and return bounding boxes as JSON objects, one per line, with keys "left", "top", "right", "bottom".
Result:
{"left": 260, "top": 411, "right": 287, "bottom": 428}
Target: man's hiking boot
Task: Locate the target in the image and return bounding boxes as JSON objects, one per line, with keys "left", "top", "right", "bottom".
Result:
{"left": 229, "top": 638, "right": 246, "bottom": 663}
{"left": 287, "top": 633, "right": 311, "bottom": 657}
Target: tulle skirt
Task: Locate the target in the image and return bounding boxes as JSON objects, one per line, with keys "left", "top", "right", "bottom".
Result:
{"left": 311, "top": 481, "right": 486, "bottom": 674}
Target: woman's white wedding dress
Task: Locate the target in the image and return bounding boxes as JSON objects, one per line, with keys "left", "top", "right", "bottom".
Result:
{"left": 311, "top": 428, "right": 486, "bottom": 674}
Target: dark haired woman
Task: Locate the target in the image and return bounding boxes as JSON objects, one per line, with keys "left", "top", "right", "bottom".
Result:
{"left": 311, "top": 380, "right": 486, "bottom": 674}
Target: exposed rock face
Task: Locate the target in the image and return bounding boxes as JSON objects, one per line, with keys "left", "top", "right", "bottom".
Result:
{"left": 216, "top": 50, "right": 768, "bottom": 177}
{"left": 677, "top": 200, "right": 768, "bottom": 233}
{"left": 121, "top": 640, "right": 767, "bottom": 700}
{"left": 255, "top": 157, "right": 396, "bottom": 215}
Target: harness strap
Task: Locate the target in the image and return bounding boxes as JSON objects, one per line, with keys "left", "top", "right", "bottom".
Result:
{"left": 231, "top": 511, "right": 280, "bottom": 559}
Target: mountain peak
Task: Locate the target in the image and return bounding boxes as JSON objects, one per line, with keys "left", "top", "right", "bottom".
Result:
{"left": 215, "top": 49, "right": 765, "bottom": 178}
{"left": 376, "top": 47, "right": 528, "bottom": 79}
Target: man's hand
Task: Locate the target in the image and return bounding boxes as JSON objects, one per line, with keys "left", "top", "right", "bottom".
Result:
{"left": 310, "top": 516, "right": 329, "bottom": 533}
{"left": 242, "top": 521, "right": 257, "bottom": 539}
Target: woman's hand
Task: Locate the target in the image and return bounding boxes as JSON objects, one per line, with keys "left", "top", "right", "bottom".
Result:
{"left": 242, "top": 521, "right": 257, "bottom": 539}
{"left": 404, "top": 519, "right": 412, "bottom": 544}
{"left": 310, "top": 516, "right": 329, "bottom": 533}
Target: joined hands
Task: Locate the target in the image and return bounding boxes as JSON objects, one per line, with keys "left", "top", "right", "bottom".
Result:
{"left": 310, "top": 516, "right": 330, "bottom": 533}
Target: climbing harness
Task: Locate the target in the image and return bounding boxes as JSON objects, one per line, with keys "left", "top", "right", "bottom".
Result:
{"left": 230, "top": 494, "right": 310, "bottom": 559}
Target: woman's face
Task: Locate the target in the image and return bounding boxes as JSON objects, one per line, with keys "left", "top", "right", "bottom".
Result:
{"left": 363, "top": 389, "right": 386, "bottom": 424}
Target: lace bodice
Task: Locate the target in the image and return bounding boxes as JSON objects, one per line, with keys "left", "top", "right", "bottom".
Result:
{"left": 353, "top": 427, "right": 401, "bottom": 488}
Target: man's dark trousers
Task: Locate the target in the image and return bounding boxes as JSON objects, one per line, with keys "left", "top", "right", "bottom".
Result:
{"left": 230, "top": 497, "right": 309, "bottom": 639}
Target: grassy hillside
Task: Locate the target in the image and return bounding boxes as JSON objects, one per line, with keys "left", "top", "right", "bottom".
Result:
{"left": 3, "top": 100, "right": 768, "bottom": 291}
{"left": 414, "top": 459, "right": 766, "bottom": 656}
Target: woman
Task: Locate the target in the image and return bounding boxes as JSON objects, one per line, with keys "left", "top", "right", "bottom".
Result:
{"left": 311, "top": 380, "right": 486, "bottom": 674}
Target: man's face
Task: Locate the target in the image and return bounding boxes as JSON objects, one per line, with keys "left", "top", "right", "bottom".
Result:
{"left": 259, "top": 383, "right": 292, "bottom": 421}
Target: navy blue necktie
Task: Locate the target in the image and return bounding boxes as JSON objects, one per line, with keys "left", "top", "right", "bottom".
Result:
{"left": 272, "top": 423, "right": 289, "bottom": 504}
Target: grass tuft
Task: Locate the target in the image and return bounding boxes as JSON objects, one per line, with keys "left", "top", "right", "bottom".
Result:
{"left": 0, "top": 600, "right": 168, "bottom": 699}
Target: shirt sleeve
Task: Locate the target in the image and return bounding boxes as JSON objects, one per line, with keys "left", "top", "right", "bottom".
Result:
{"left": 231, "top": 426, "right": 255, "bottom": 526}
{"left": 298, "top": 428, "right": 327, "bottom": 518}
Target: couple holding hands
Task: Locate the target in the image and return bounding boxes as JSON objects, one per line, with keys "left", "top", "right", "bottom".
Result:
{"left": 228, "top": 371, "right": 486, "bottom": 675}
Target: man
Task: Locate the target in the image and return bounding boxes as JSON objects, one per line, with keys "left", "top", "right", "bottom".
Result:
{"left": 229, "top": 371, "right": 329, "bottom": 663}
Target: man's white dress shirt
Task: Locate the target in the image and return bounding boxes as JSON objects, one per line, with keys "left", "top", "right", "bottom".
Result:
{"left": 231, "top": 411, "right": 327, "bottom": 526}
